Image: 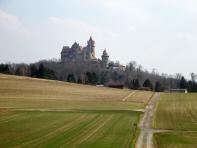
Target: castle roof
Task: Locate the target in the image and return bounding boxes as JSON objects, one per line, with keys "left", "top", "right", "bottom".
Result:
{"left": 89, "top": 36, "right": 93, "bottom": 41}
{"left": 72, "top": 42, "right": 79, "bottom": 47}
{"left": 88, "top": 36, "right": 95, "bottom": 45}
{"left": 102, "top": 49, "right": 109, "bottom": 57}
{"left": 62, "top": 46, "right": 70, "bottom": 52}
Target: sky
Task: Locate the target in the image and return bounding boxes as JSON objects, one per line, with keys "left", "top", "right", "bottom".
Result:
{"left": 0, "top": 0, "right": 197, "bottom": 78}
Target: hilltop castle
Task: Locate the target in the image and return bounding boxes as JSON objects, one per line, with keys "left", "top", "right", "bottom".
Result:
{"left": 61, "top": 37, "right": 109, "bottom": 68}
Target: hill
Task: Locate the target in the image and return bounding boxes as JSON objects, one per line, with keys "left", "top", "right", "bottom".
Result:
{"left": 0, "top": 74, "right": 154, "bottom": 147}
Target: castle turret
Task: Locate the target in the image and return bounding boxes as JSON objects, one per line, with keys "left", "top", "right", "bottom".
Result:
{"left": 101, "top": 49, "right": 109, "bottom": 68}
{"left": 86, "top": 36, "right": 96, "bottom": 59}
{"left": 87, "top": 36, "right": 95, "bottom": 48}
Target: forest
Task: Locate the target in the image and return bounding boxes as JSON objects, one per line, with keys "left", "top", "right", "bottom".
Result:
{"left": 0, "top": 59, "right": 196, "bottom": 92}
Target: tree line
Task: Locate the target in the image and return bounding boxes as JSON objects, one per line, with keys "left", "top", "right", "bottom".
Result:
{"left": 0, "top": 60, "right": 196, "bottom": 92}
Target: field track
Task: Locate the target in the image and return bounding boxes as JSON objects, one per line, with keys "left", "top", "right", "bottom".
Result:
{"left": 136, "top": 93, "right": 161, "bottom": 148}
{"left": 122, "top": 91, "right": 137, "bottom": 101}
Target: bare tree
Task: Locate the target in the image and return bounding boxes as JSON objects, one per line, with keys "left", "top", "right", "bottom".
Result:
{"left": 191, "top": 73, "right": 197, "bottom": 82}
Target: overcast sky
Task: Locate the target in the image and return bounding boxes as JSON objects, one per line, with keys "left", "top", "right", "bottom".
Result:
{"left": 0, "top": 0, "right": 197, "bottom": 78}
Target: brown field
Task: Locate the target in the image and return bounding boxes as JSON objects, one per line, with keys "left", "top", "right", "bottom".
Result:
{"left": 0, "top": 74, "right": 152, "bottom": 111}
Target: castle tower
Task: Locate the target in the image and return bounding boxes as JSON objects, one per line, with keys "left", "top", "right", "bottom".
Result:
{"left": 86, "top": 36, "right": 96, "bottom": 59}
{"left": 101, "top": 49, "right": 109, "bottom": 68}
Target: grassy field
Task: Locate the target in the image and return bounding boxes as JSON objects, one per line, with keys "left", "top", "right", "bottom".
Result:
{"left": 0, "top": 110, "right": 140, "bottom": 148}
{"left": 0, "top": 74, "right": 153, "bottom": 147}
{"left": 153, "top": 93, "right": 197, "bottom": 147}
{"left": 154, "top": 93, "right": 197, "bottom": 130}
{"left": 154, "top": 132, "right": 197, "bottom": 148}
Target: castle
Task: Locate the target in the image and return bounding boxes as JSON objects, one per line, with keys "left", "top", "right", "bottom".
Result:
{"left": 61, "top": 37, "right": 109, "bottom": 68}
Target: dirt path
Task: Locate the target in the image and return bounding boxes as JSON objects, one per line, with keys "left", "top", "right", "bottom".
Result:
{"left": 122, "top": 91, "right": 137, "bottom": 101}
{"left": 135, "top": 93, "right": 160, "bottom": 148}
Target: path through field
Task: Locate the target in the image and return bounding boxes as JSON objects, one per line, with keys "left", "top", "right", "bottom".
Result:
{"left": 122, "top": 91, "right": 137, "bottom": 101}
{"left": 136, "top": 93, "right": 160, "bottom": 148}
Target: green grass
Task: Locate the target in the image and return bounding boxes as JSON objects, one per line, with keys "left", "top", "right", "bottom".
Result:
{"left": 0, "top": 110, "right": 140, "bottom": 148}
{"left": 154, "top": 132, "right": 197, "bottom": 148}
{"left": 153, "top": 93, "right": 197, "bottom": 148}
{"left": 154, "top": 93, "right": 197, "bottom": 130}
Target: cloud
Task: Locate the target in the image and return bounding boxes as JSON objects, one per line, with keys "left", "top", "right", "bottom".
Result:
{"left": 100, "top": 0, "right": 130, "bottom": 11}
{"left": 0, "top": 9, "right": 21, "bottom": 31}
{"left": 176, "top": 0, "right": 197, "bottom": 12}
{"left": 60, "top": 0, "right": 145, "bottom": 19}
{"left": 99, "top": 0, "right": 145, "bottom": 18}
{"left": 129, "top": 26, "right": 136, "bottom": 32}
{"left": 159, "top": 0, "right": 197, "bottom": 14}
{"left": 0, "top": 9, "right": 28, "bottom": 35}
{"left": 0, "top": 9, "right": 31, "bottom": 63}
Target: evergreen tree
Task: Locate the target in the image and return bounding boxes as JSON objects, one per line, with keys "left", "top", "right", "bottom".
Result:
{"left": 91, "top": 72, "right": 98, "bottom": 84}
{"left": 85, "top": 72, "right": 92, "bottom": 84}
{"left": 155, "top": 81, "right": 162, "bottom": 92}
{"left": 128, "top": 80, "right": 134, "bottom": 89}
{"left": 133, "top": 79, "right": 140, "bottom": 89}
{"left": 38, "top": 63, "right": 45, "bottom": 78}
{"left": 143, "top": 79, "right": 153, "bottom": 90}
{"left": 30, "top": 64, "right": 38, "bottom": 77}
{"left": 187, "top": 80, "right": 197, "bottom": 92}
{"left": 100, "top": 75, "right": 106, "bottom": 85}
{"left": 0, "top": 64, "right": 10, "bottom": 74}
{"left": 43, "top": 69, "right": 56, "bottom": 80}
{"left": 67, "top": 74, "right": 76, "bottom": 83}
{"left": 77, "top": 77, "right": 82, "bottom": 84}
{"left": 180, "top": 76, "right": 187, "bottom": 89}
{"left": 128, "top": 79, "right": 140, "bottom": 90}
